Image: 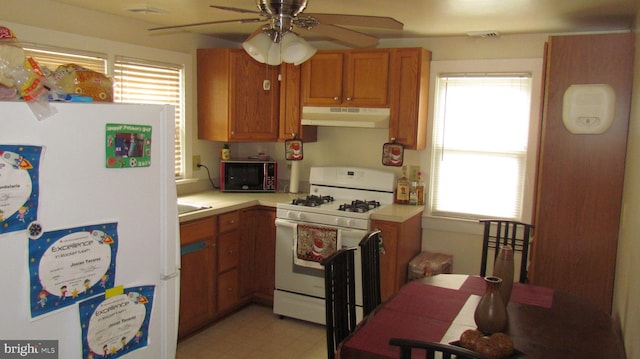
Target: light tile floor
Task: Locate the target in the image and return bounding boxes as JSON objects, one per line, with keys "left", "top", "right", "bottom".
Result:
{"left": 176, "top": 305, "right": 327, "bottom": 359}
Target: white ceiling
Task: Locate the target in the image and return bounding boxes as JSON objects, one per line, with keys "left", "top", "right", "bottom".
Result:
{"left": 52, "top": 0, "right": 638, "bottom": 45}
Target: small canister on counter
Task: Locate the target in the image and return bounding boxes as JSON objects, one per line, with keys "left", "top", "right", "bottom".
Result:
{"left": 221, "top": 143, "right": 231, "bottom": 160}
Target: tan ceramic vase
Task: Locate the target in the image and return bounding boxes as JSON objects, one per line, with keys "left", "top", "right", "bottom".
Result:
{"left": 474, "top": 276, "right": 508, "bottom": 335}
{"left": 493, "top": 246, "right": 515, "bottom": 305}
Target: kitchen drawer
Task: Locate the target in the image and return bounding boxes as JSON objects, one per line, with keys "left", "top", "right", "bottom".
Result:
{"left": 218, "top": 231, "right": 239, "bottom": 273}
{"left": 180, "top": 217, "right": 217, "bottom": 246}
{"left": 217, "top": 269, "right": 239, "bottom": 312}
{"left": 218, "top": 211, "right": 239, "bottom": 233}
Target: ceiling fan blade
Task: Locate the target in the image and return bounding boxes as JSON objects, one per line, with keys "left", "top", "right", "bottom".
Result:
{"left": 209, "top": 5, "right": 262, "bottom": 15}
{"left": 306, "top": 14, "right": 403, "bottom": 30}
{"left": 149, "top": 18, "right": 264, "bottom": 31}
{"left": 307, "top": 23, "right": 379, "bottom": 48}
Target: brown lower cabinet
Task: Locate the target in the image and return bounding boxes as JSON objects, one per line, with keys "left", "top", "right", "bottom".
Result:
{"left": 178, "top": 217, "right": 216, "bottom": 339}
{"left": 178, "top": 207, "right": 275, "bottom": 339}
{"left": 373, "top": 212, "right": 423, "bottom": 301}
{"left": 244, "top": 207, "right": 276, "bottom": 305}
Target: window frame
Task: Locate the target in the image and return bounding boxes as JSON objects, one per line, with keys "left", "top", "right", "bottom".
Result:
{"left": 113, "top": 56, "right": 185, "bottom": 178}
{"left": 423, "top": 58, "right": 543, "bottom": 231}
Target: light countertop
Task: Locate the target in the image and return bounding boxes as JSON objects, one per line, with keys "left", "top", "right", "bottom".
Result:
{"left": 177, "top": 190, "right": 424, "bottom": 223}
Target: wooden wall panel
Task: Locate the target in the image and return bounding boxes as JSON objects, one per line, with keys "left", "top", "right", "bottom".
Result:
{"left": 531, "top": 33, "right": 634, "bottom": 313}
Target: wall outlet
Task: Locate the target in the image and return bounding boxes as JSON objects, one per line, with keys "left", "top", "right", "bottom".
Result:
{"left": 409, "top": 165, "right": 421, "bottom": 181}
{"left": 193, "top": 155, "right": 201, "bottom": 171}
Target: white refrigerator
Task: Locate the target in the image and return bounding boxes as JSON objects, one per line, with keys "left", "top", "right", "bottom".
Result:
{"left": 0, "top": 101, "right": 179, "bottom": 358}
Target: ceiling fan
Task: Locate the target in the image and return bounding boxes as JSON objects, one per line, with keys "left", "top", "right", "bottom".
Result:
{"left": 149, "top": 0, "right": 404, "bottom": 65}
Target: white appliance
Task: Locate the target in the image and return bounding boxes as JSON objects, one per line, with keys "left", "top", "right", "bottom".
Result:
{"left": 274, "top": 166, "right": 394, "bottom": 324}
{"left": 0, "top": 102, "right": 179, "bottom": 358}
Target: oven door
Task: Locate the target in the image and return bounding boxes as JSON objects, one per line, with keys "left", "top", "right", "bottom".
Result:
{"left": 274, "top": 217, "right": 365, "bottom": 324}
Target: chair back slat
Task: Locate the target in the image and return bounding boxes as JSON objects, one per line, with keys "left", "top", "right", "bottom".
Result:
{"left": 479, "top": 219, "right": 534, "bottom": 283}
{"left": 322, "top": 247, "right": 358, "bottom": 359}
{"left": 359, "top": 229, "right": 382, "bottom": 316}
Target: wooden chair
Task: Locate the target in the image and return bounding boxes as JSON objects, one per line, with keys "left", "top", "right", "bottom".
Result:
{"left": 479, "top": 219, "right": 534, "bottom": 283}
{"left": 359, "top": 229, "right": 383, "bottom": 316}
{"left": 389, "top": 338, "right": 483, "bottom": 359}
{"left": 321, "top": 247, "right": 358, "bottom": 359}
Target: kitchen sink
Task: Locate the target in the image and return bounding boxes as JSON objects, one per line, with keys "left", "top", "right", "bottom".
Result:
{"left": 177, "top": 202, "right": 212, "bottom": 215}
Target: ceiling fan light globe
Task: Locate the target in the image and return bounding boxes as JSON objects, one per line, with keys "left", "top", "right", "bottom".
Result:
{"left": 266, "top": 42, "right": 282, "bottom": 66}
{"left": 242, "top": 32, "right": 272, "bottom": 63}
{"left": 281, "top": 32, "right": 316, "bottom": 65}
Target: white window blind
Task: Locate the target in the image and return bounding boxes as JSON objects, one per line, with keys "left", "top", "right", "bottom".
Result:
{"left": 113, "top": 57, "right": 184, "bottom": 177}
{"left": 23, "top": 45, "right": 107, "bottom": 73}
{"left": 430, "top": 74, "right": 533, "bottom": 220}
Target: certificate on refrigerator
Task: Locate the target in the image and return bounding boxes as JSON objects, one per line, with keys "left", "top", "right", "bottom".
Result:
{"left": 0, "top": 144, "right": 42, "bottom": 235}
{"left": 28, "top": 222, "right": 118, "bottom": 318}
{"left": 78, "top": 285, "right": 155, "bottom": 359}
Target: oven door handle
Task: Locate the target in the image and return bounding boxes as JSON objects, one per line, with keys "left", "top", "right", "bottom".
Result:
{"left": 275, "top": 218, "right": 298, "bottom": 229}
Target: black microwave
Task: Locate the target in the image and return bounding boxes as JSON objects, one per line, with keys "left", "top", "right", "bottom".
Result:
{"left": 220, "top": 160, "right": 277, "bottom": 192}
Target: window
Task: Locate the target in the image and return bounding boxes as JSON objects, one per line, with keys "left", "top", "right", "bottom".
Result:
{"left": 113, "top": 57, "right": 184, "bottom": 177}
{"left": 21, "top": 47, "right": 185, "bottom": 178}
{"left": 428, "top": 59, "right": 542, "bottom": 222}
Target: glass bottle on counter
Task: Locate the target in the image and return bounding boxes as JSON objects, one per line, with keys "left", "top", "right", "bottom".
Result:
{"left": 416, "top": 171, "right": 425, "bottom": 205}
{"left": 409, "top": 180, "right": 418, "bottom": 205}
{"left": 395, "top": 166, "right": 411, "bottom": 204}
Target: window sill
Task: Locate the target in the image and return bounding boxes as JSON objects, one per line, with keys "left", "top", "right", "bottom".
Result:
{"left": 421, "top": 215, "right": 484, "bottom": 235}
{"left": 176, "top": 178, "right": 198, "bottom": 185}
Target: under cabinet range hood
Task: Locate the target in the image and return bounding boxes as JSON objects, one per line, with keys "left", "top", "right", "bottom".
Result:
{"left": 301, "top": 106, "right": 390, "bottom": 128}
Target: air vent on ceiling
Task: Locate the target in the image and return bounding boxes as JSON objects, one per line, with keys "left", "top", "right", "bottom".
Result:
{"left": 467, "top": 31, "right": 501, "bottom": 38}
{"left": 126, "top": 6, "right": 168, "bottom": 14}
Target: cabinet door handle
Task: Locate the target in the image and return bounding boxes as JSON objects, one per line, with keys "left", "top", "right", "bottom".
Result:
{"left": 227, "top": 287, "right": 233, "bottom": 292}
{"left": 227, "top": 250, "right": 233, "bottom": 255}
{"left": 333, "top": 96, "right": 339, "bottom": 101}
{"left": 346, "top": 97, "right": 352, "bottom": 101}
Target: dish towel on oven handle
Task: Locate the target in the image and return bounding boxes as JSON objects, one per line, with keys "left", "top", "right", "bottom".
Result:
{"left": 294, "top": 224, "right": 342, "bottom": 270}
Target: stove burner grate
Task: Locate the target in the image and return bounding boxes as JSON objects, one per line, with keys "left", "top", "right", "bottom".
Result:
{"left": 338, "top": 200, "right": 382, "bottom": 213}
{"left": 291, "top": 195, "right": 334, "bottom": 207}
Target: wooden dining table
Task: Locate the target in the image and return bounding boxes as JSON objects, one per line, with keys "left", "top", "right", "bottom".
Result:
{"left": 337, "top": 274, "right": 625, "bottom": 358}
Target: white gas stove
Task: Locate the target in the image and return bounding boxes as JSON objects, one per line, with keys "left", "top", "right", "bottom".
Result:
{"left": 274, "top": 166, "right": 395, "bottom": 325}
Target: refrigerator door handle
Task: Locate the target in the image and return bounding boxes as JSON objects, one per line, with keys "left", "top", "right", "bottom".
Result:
{"left": 161, "top": 271, "right": 180, "bottom": 280}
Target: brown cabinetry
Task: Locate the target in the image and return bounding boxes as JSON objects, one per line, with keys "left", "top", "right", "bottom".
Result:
{"left": 240, "top": 206, "right": 276, "bottom": 305}
{"left": 178, "top": 217, "right": 217, "bottom": 339}
{"left": 216, "top": 210, "right": 242, "bottom": 313}
{"left": 278, "top": 63, "right": 317, "bottom": 142}
{"left": 197, "top": 48, "right": 279, "bottom": 142}
{"left": 530, "top": 33, "right": 633, "bottom": 313}
{"left": 372, "top": 212, "right": 423, "bottom": 301}
{"left": 389, "top": 48, "right": 431, "bottom": 150}
{"left": 301, "top": 50, "right": 390, "bottom": 107}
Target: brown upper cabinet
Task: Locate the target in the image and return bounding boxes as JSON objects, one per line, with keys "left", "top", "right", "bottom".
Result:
{"left": 389, "top": 48, "right": 431, "bottom": 150}
{"left": 197, "top": 48, "right": 280, "bottom": 142}
{"left": 301, "top": 49, "right": 391, "bottom": 107}
{"left": 279, "top": 63, "right": 317, "bottom": 142}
